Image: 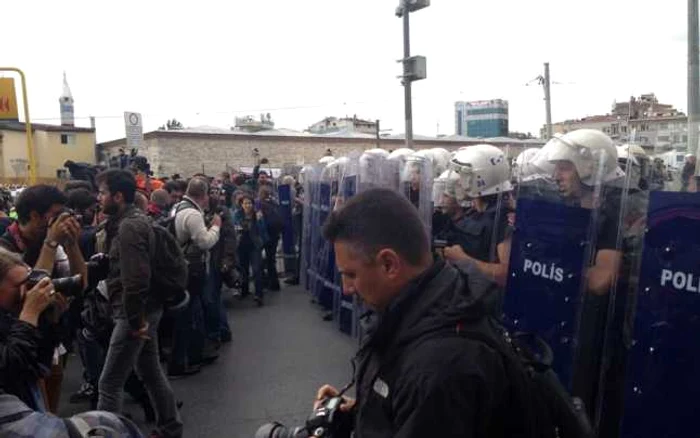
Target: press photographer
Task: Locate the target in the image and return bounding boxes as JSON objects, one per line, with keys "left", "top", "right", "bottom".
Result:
{"left": 257, "top": 188, "right": 514, "bottom": 438}
{"left": 0, "top": 249, "right": 67, "bottom": 411}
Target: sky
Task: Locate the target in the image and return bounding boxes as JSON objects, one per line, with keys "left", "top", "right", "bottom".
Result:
{"left": 1, "top": 0, "right": 690, "bottom": 143}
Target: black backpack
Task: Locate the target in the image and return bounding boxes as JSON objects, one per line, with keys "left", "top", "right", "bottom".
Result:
{"left": 261, "top": 200, "right": 284, "bottom": 235}
{"left": 455, "top": 320, "right": 594, "bottom": 438}
{"left": 148, "top": 221, "right": 189, "bottom": 310}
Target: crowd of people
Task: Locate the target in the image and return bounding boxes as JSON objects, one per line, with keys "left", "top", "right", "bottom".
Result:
{"left": 0, "top": 163, "right": 303, "bottom": 438}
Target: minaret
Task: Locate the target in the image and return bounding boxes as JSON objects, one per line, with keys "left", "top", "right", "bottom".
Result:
{"left": 59, "top": 72, "right": 74, "bottom": 127}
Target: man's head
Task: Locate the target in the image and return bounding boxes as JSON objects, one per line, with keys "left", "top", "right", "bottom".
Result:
{"left": 186, "top": 177, "right": 210, "bottom": 209}
{"left": 66, "top": 188, "right": 98, "bottom": 226}
{"left": 552, "top": 160, "right": 583, "bottom": 199}
{"left": 0, "top": 249, "right": 30, "bottom": 313}
{"left": 258, "top": 185, "right": 274, "bottom": 202}
{"left": 164, "top": 180, "right": 186, "bottom": 206}
{"left": 95, "top": 169, "right": 137, "bottom": 216}
{"left": 150, "top": 189, "right": 170, "bottom": 210}
{"left": 134, "top": 191, "right": 149, "bottom": 212}
{"left": 322, "top": 188, "right": 432, "bottom": 311}
{"left": 15, "top": 185, "right": 68, "bottom": 242}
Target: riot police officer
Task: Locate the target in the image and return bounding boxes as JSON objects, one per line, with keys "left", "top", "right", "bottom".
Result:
{"left": 441, "top": 144, "right": 513, "bottom": 288}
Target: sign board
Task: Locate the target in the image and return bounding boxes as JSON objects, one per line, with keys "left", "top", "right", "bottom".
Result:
{"left": 124, "top": 112, "right": 143, "bottom": 151}
{"left": 621, "top": 191, "right": 700, "bottom": 438}
{"left": 0, "top": 78, "right": 19, "bottom": 120}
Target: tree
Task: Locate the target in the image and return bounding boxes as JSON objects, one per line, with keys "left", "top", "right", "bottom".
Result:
{"left": 159, "top": 119, "right": 184, "bottom": 130}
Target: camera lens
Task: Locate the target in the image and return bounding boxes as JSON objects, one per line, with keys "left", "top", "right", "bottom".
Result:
{"left": 52, "top": 274, "right": 84, "bottom": 297}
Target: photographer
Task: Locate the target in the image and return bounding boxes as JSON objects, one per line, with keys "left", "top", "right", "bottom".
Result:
{"left": 315, "top": 188, "right": 511, "bottom": 438}
{"left": 0, "top": 185, "right": 88, "bottom": 413}
{"left": 169, "top": 177, "right": 221, "bottom": 376}
{"left": 0, "top": 249, "right": 66, "bottom": 411}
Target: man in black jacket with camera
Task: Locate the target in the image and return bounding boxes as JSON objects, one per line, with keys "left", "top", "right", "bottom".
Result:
{"left": 316, "top": 188, "right": 513, "bottom": 438}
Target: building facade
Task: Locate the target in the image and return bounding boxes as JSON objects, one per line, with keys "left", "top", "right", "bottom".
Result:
{"left": 0, "top": 121, "right": 96, "bottom": 183}
{"left": 307, "top": 116, "right": 378, "bottom": 135}
{"left": 455, "top": 99, "right": 509, "bottom": 138}
{"left": 98, "top": 128, "right": 543, "bottom": 178}
{"left": 545, "top": 94, "right": 689, "bottom": 151}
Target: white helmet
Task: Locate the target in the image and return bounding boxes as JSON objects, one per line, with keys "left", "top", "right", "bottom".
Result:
{"left": 514, "top": 147, "right": 555, "bottom": 182}
{"left": 359, "top": 149, "right": 389, "bottom": 185}
{"left": 432, "top": 170, "right": 460, "bottom": 207}
{"left": 429, "top": 148, "right": 452, "bottom": 175}
{"left": 388, "top": 148, "right": 415, "bottom": 161}
{"left": 616, "top": 144, "right": 647, "bottom": 166}
{"left": 401, "top": 151, "right": 433, "bottom": 188}
{"left": 449, "top": 144, "right": 513, "bottom": 199}
{"left": 321, "top": 156, "right": 350, "bottom": 181}
{"left": 543, "top": 129, "right": 618, "bottom": 186}
{"left": 319, "top": 156, "right": 335, "bottom": 165}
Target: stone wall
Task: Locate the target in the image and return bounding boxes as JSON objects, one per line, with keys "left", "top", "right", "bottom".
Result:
{"left": 99, "top": 131, "right": 539, "bottom": 178}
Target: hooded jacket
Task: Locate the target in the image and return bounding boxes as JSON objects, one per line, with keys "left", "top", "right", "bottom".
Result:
{"left": 353, "top": 261, "right": 511, "bottom": 438}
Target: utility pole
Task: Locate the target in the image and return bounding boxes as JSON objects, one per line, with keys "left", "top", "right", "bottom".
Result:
{"left": 376, "top": 119, "right": 381, "bottom": 149}
{"left": 689, "top": 0, "right": 700, "bottom": 166}
{"left": 544, "top": 62, "right": 553, "bottom": 140}
{"left": 403, "top": 8, "right": 413, "bottom": 149}
{"left": 396, "top": 0, "right": 429, "bottom": 150}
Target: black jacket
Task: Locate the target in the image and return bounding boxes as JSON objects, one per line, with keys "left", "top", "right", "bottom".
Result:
{"left": 105, "top": 205, "right": 160, "bottom": 330}
{"left": 0, "top": 308, "right": 60, "bottom": 410}
{"left": 354, "top": 261, "right": 510, "bottom": 438}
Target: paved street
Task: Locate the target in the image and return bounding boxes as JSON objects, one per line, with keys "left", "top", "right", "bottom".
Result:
{"left": 58, "top": 285, "right": 358, "bottom": 438}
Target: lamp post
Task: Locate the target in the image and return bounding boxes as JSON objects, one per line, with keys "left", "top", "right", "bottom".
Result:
{"left": 396, "top": 0, "right": 429, "bottom": 149}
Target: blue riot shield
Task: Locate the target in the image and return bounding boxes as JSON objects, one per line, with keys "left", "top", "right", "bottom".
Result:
{"left": 620, "top": 191, "right": 700, "bottom": 438}
{"left": 334, "top": 173, "right": 358, "bottom": 336}
{"left": 314, "top": 181, "right": 333, "bottom": 310}
{"left": 504, "top": 198, "right": 592, "bottom": 387}
{"left": 277, "top": 184, "right": 295, "bottom": 276}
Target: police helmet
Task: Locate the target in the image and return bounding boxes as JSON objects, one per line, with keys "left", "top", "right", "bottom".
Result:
{"left": 449, "top": 144, "right": 513, "bottom": 199}
{"left": 543, "top": 129, "right": 619, "bottom": 186}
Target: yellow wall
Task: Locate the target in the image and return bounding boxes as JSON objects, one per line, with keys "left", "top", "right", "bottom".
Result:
{"left": 0, "top": 127, "right": 96, "bottom": 183}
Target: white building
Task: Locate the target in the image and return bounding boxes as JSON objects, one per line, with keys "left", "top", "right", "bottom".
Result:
{"left": 307, "top": 116, "right": 378, "bottom": 135}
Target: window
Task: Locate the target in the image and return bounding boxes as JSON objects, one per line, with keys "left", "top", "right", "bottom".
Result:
{"left": 61, "top": 133, "right": 75, "bottom": 145}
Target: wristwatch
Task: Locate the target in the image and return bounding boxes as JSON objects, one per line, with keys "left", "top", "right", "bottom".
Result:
{"left": 44, "top": 239, "right": 59, "bottom": 249}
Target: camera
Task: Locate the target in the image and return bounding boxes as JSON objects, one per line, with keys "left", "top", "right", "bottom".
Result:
{"left": 25, "top": 270, "right": 84, "bottom": 298}
{"left": 86, "top": 253, "right": 110, "bottom": 289}
{"left": 255, "top": 397, "right": 352, "bottom": 438}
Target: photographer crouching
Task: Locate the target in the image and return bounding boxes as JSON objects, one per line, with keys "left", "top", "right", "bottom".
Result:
{"left": 0, "top": 250, "right": 68, "bottom": 411}
{"left": 256, "top": 188, "right": 516, "bottom": 438}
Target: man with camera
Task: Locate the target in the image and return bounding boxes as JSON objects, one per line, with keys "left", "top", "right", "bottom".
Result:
{"left": 0, "top": 184, "right": 88, "bottom": 413}
{"left": 0, "top": 249, "right": 65, "bottom": 411}
{"left": 314, "top": 188, "right": 512, "bottom": 438}
{"left": 169, "top": 177, "right": 221, "bottom": 377}
{"left": 95, "top": 169, "right": 182, "bottom": 438}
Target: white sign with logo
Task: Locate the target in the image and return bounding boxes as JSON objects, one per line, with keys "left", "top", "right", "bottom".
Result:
{"left": 124, "top": 111, "right": 144, "bottom": 151}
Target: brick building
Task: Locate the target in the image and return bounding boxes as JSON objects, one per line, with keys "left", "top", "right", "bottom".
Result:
{"left": 97, "top": 127, "right": 543, "bottom": 178}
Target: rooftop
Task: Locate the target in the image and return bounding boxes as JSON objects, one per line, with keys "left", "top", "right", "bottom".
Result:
{"left": 99, "top": 125, "right": 546, "bottom": 148}
{"left": 0, "top": 121, "right": 95, "bottom": 133}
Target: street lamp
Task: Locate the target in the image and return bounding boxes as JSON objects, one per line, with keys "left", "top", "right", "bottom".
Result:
{"left": 396, "top": 0, "right": 429, "bottom": 149}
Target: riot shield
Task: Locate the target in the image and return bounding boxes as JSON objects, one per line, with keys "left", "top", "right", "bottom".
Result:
{"left": 503, "top": 130, "right": 629, "bottom": 431}
{"left": 616, "top": 138, "right": 700, "bottom": 438}
{"left": 299, "top": 165, "right": 316, "bottom": 292}
{"left": 330, "top": 155, "right": 360, "bottom": 336}
{"left": 358, "top": 148, "right": 390, "bottom": 191}
{"left": 400, "top": 151, "right": 434, "bottom": 235}
{"left": 386, "top": 148, "right": 414, "bottom": 192}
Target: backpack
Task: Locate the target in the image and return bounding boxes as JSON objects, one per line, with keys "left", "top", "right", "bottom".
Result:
{"left": 454, "top": 321, "right": 594, "bottom": 438}
{"left": 261, "top": 200, "right": 284, "bottom": 235}
{"left": 148, "top": 222, "right": 189, "bottom": 310}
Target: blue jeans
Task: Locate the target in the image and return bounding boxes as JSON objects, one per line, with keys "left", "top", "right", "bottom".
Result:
{"left": 204, "top": 268, "right": 231, "bottom": 341}
{"left": 238, "top": 244, "right": 263, "bottom": 298}
{"left": 97, "top": 309, "right": 182, "bottom": 438}
{"left": 170, "top": 273, "right": 205, "bottom": 369}
{"left": 77, "top": 329, "right": 105, "bottom": 387}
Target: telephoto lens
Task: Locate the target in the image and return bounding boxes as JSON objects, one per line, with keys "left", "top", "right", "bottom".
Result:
{"left": 254, "top": 422, "right": 306, "bottom": 438}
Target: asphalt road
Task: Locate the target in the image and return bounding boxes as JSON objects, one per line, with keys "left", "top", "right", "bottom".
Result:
{"left": 58, "top": 285, "right": 358, "bottom": 438}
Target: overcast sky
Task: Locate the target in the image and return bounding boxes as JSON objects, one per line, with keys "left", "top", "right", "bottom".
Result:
{"left": 2, "top": 0, "right": 689, "bottom": 142}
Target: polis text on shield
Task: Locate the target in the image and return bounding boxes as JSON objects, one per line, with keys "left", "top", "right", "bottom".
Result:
{"left": 523, "top": 258, "right": 564, "bottom": 283}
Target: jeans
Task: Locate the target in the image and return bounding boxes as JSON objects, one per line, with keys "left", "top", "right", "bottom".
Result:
{"left": 263, "top": 235, "right": 280, "bottom": 289}
{"left": 238, "top": 244, "right": 263, "bottom": 298}
{"left": 97, "top": 309, "right": 182, "bottom": 438}
{"left": 204, "top": 268, "right": 231, "bottom": 341}
{"left": 77, "top": 329, "right": 105, "bottom": 387}
{"left": 170, "top": 273, "right": 205, "bottom": 369}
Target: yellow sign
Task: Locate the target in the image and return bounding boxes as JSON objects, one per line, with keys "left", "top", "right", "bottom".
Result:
{"left": 0, "top": 78, "right": 19, "bottom": 120}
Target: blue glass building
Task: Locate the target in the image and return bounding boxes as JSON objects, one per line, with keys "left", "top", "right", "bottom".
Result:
{"left": 455, "top": 99, "right": 509, "bottom": 138}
